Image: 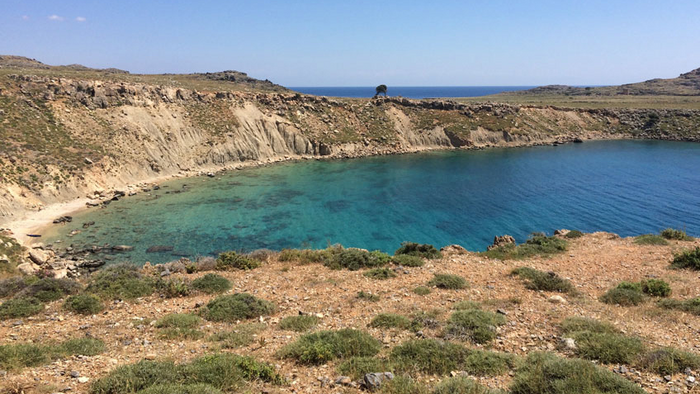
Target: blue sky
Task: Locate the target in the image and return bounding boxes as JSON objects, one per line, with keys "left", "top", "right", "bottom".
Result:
{"left": 1, "top": 1, "right": 699, "bottom": 86}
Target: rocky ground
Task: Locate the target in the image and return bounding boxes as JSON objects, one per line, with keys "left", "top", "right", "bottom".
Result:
{"left": 1, "top": 232, "right": 699, "bottom": 393}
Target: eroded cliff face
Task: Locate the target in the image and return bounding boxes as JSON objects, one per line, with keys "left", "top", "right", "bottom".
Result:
{"left": 1, "top": 74, "right": 699, "bottom": 224}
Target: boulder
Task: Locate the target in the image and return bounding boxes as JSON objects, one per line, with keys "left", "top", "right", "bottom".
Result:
{"left": 17, "top": 262, "right": 39, "bottom": 275}
{"left": 28, "top": 249, "right": 52, "bottom": 265}
{"left": 548, "top": 295, "right": 567, "bottom": 304}
{"left": 361, "top": 372, "right": 394, "bottom": 390}
{"left": 554, "top": 229, "right": 570, "bottom": 236}
{"left": 441, "top": 244, "right": 468, "bottom": 254}
{"left": 487, "top": 235, "right": 515, "bottom": 251}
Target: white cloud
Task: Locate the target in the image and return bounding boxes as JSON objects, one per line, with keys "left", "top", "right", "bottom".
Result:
{"left": 48, "top": 14, "right": 64, "bottom": 21}
{"left": 76, "top": 16, "right": 86, "bottom": 22}
{"left": 22, "top": 15, "right": 30, "bottom": 21}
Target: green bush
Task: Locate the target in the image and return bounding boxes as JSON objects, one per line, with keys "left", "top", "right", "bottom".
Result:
{"left": 337, "top": 356, "right": 395, "bottom": 380}
{"left": 411, "top": 310, "right": 442, "bottom": 331}
{"left": 640, "top": 279, "right": 671, "bottom": 297}
{"left": 433, "top": 377, "right": 504, "bottom": 394}
{"left": 216, "top": 251, "right": 260, "bottom": 270}
{"left": 369, "top": 313, "right": 412, "bottom": 330}
{"left": 636, "top": 347, "right": 700, "bottom": 375}
{"left": 59, "top": 337, "right": 105, "bottom": 356}
{"left": 510, "top": 267, "right": 574, "bottom": 293}
{"left": 86, "top": 263, "right": 155, "bottom": 300}
{"left": 364, "top": 267, "right": 397, "bottom": 280}
{"left": 0, "top": 276, "right": 36, "bottom": 298}
{"left": 657, "top": 297, "right": 700, "bottom": 315}
{"left": 156, "top": 313, "right": 203, "bottom": 340}
{"left": 208, "top": 323, "right": 265, "bottom": 348}
{"left": 510, "top": 352, "right": 645, "bottom": 394}
{"left": 670, "top": 247, "right": 700, "bottom": 270}
{"left": 200, "top": 293, "right": 275, "bottom": 322}
{"left": 64, "top": 294, "right": 104, "bottom": 315}
{"left": 325, "top": 248, "right": 388, "bottom": 271}
{"left": 18, "top": 277, "right": 81, "bottom": 302}
{"left": 634, "top": 234, "right": 668, "bottom": 245}
{"left": 413, "top": 286, "right": 431, "bottom": 295}
{"left": 278, "top": 329, "right": 381, "bottom": 365}
{"left": 389, "top": 339, "right": 514, "bottom": 376}
{"left": 560, "top": 317, "right": 618, "bottom": 335}
{"left": 600, "top": 283, "right": 645, "bottom": 306}
{"left": 444, "top": 309, "right": 506, "bottom": 344}
{"left": 279, "top": 315, "right": 319, "bottom": 332}
{"left": 428, "top": 274, "right": 468, "bottom": 290}
{"left": 0, "top": 337, "right": 105, "bottom": 371}
{"left": 380, "top": 376, "right": 428, "bottom": 394}
{"left": 392, "top": 254, "right": 425, "bottom": 267}
{"left": 570, "top": 331, "right": 644, "bottom": 364}
{"left": 661, "top": 228, "right": 693, "bottom": 241}
{"left": 453, "top": 301, "right": 481, "bottom": 311}
{"left": 0, "top": 297, "right": 43, "bottom": 319}
{"left": 156, "top": 278, "right": 191, "bottom": 298}
{"left": 191, "top": 274, "right": 231, "bottom": 294}
{"left": 395, "top": 242, "right": 441, "bottom": 259}
{"left": 90, "top": 354, "right": 284, "bottom": 394}
{"left": 564, "top": 230, "right": 584, "bottom": 239}
{"left": 136, "top": 384, "right": 223, "bottom": 394}
{"left": 481, "top": 234, "right": 567, "bottom": 260}
{"left": 278, "top": 248, "right": 329, "bottom": 264}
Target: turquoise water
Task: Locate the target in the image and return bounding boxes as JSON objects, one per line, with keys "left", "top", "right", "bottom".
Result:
{"left": 46, "top": 140, "right": 700, "bottom": 264}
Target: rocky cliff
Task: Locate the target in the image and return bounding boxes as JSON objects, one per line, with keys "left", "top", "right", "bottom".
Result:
{"left": 1, "top": 72, "right": 700, "bottom": 225}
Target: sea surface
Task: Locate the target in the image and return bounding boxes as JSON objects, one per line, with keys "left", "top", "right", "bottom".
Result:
{"left": 45, "top": 140, "right": 700, "bottom": 264}
{"left": 289, "top": 86, "right": 536, "bottom": 99}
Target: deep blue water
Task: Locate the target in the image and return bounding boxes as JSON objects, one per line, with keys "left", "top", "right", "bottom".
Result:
{"left": 45, "top": 140, "right": 700, "bottom": 264}
{"left": 289, "top": 86, "right": 537, "bottom": 99}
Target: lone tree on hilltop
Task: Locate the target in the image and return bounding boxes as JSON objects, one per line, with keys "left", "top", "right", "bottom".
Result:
{"left": 375, "top": 84, "right": 388, "bottom": 97}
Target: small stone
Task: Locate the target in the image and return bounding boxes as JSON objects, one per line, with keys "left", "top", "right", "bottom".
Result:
{"left": 688, "top": 376, "right": 696, "bottom": 383}
{"left": 560, "top": 337, "right": 577, "bottom": 351}
{"left": 70, "top": 371, "right": 80, "bottom": 378}
{"left": 335, "top": 376, "right": 352, "bottom": 386}
{"left": 496, "top": 309, "right": 508, "bottom": 315}
{"left": 548, "top": 295, "right": 567, "bottom": 304}
{"left": 77, "top": 377, "right": 89, "bottom": 383}
{"left": 362, "top": 372, "right": 394, "bottom": 390}
{"left": 145, "top": 354, "right": 157, "bottom": 360}
{"left": 664, "top": 375, "right": 672, "bottom": 382}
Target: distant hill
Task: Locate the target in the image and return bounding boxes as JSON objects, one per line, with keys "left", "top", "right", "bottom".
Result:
{"left": 512, "top": 67, "right": 700, "bottom": 96}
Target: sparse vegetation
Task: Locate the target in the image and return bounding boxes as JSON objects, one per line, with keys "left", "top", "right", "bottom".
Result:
{"left": 444, "top": 309, "right": 506, "bottom": 344}
{"left": 636, "top": 347, "right": 700, "bottom": 375}
{"left": 670, "top": 247, "right": 700, "bottom": 270}
{"left": 0, "top": 276, "right": 36, "bottom": 298}
{"left": 634, "top": 234, "right": 668, "bottom": 245}
{"left": 413, "top": 286, "right": 431, "bottom": 295}
{"left": 392, "top": 254, "right": 425, "bottom": 267}
{"left": 600, "top": 282, "right": 645, "bottom": 306}
{"left": 395, "top": 242, "right": 441, "bottom": 259}
{"left": 510, "top": 267, "right": 574, "bottom": 293}
{"left": 657, "top": 297, "right": 700, "bottom": 315}
{"left": 561, "top": 316, "right": 643, "bottom": 364}
{"left": 279, "top": 329, "right": 381, "bottom": 365}
{"left": 434, "top": 377, "right": 504, "bottom": 394}
{"left": 428, "top": 273, "right": 468, "bottom": 290}
{"left": 200, "top": 293, "right": 275, "bottom": 322}
{"left": 364, "top": 267, "right": 397, "bottom": 279}
{"left": 155, "top": 313, "right": 203, "bottom": 340}
{"left": 156, "top": 277, "right": 191, "bottom": 298}
{"left": 369, "top": 313, "right": 412, "bottom": 330}
{"left": 209, "top": 323, "right": 265, "bottom": 348}
{"left": 191, "top": 273, "right": 231, "bottom": 294}
{"left": 0, "top": 337, "right": 105, "bottom": 371}
{"left": 660, "top": 228, "right": 694, "bottom": 241}
{"left": 85, "top": 263, "right": 155, "bottom": 300}
{"left": 510, "top": 352, "right": 645, "bottom": 394}
{"left": 453, "top": 300, "right": 481, "bottom": 311}
{"left": 357, "top": 291, "right": 380, "bottom": 302}
{"left": 216, "top": 251, "right": 261, "bottom": 271}
{"left": 481, "top": 234, "right": 567, "bottom": 260}
{"left": 278, "top": 248, "right": 329, "bottom": 264}
{"left": 17, "top": 277, "right": 80, "bottom": 302}
{"left": 279, "top": 315, "right": 319, "bottom": 332}
{"left": 0, "top": 297, "right": 43, "bottom": 319}
{"left": 337, "top": 356, "right": 395, "bottom": 380}
{"left": 560, "top": 317, "right": 618, "bottom": 335}
{"left": 64, "top": 294, "right": 104, "bottom": 315}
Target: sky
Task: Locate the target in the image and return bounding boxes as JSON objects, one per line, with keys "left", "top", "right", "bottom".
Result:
{"left": 1, "top": 1, "right": 700, "bottom": 87}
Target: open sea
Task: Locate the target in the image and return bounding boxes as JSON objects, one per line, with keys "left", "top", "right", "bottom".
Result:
{"left": 44, "top": 140, "right": 700, "bottom": 264}
{"left": 288, "top": 86, "right": 536, "bottom": 99}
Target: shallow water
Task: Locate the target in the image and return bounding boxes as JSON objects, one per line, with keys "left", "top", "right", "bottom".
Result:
{"left": 45, "top": 140, "right": 700, "bottom": 264}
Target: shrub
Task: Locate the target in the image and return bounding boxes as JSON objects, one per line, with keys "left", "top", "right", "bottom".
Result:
{"left": 640, "top": 279, "right": 671, "bottom": 297}
{"left": 564, "top": 230, "right": 584, "bottom": 239}
{"left": 156, "top": 314, "right": 203, "bottom": 340}
{"left": 0, "top": 337, "right": 105, "bottom": 371}
{"left": 394, "top": 242, "right": 441, "bottom": 259}
{"left": 444, "top": 309, "right": 506, "bottom": 344}
{"left": 64, "top": 294, "right": 104, "bottom": 315}
{"left": 510, "top": 267, "right": 574, "bottom": 293}
{"left": 670, "top": 247, "right": 700, "bottom": 270}
{"left": 510, "top": 352, "right": 645, "bottom": 394}
{"left": 191, "top": 274, "right": 231, "bottom": 294}
{"left": 90, "top": 354, "right": 284, "bottom": 394}
{"left": 434, "top": 377, "right": 504, "bottom": 394}
{"left": 369, "top": 313, "right": 412, "bottom": 330}
{"left": 136, "top": 384, "right": 223, "bottom": 394}
{"left": 86, "top": 263, "right": 155, "bottom": 300}
{"left": 657, "top": 297, "right": 700, "bottom": 315}
{"left": 279, "top": 329, "right": 381, "bottom": 365}
{"left": 156, "top": 278, "right": 191, "bottom": 298}
{"left": 357, "top": 291, "right": 380, "bottom": 302}
{"left": 634, "top": 234, "right": 668, "bottom": 245}
{"left": 369, "top": 250, "right": 392, "bottom": 265}
{"left": 481, "top": 234, "right": 567, "bottom": 260}
{"left": 453, "top": 301, "right": 481, "bottom": 311}
{"left": 209, "top": 323, "right": 265, "bottom": 348}
{"left": 0, "top": 276, "right": 36, "bottom": 298}
{"left": 569, "top": 331, "right": 644, "bottom": 364}
{"left": 413, "top": 286, "right": 431, "bottom": 296}
{"left": 17, "top": 277, "right": 81, "bottom": 302}
{"left": 636, "top": 347, "right": 700, "bottom": 375}
{"left": 560, "top": 317, "right": 618, "bottom": 335}
{"left": 661, "top": 228, "right": 693, "bottom": 241}
{"left": 364, "top": 267, "right": 397, "bottom": 280}
{"left": 325, "top": 248, "right": 388, "bottom": 271}
{"left": 337, "top": 356, "right": 394, "bottom": 380}
{"left": 0, "top": 297, "right": 43, "bottom": 319}
{"left": 392, "top": 254, "right": 425, "bottom": 267}
{"left": 200, "top": 293, "right": 275, "bottom": 322}
{"left": 216, "top": 251, "right": 260, "bottom": 271}
{"left": 411, "top": 310, "right": 442, "bottom": 331}
{"left": 380, "top": 376, "right": 428, "bottom": 394}
{"left": 389, "top": 339, "right": 514, "bottom": 376}
{"left": 600, "top": 283, "right": 645, "bottom": 306}
{"left": 278, "top": 249, "right": 329, "bottom": 264}
{"left": 59, "top": 337, "right": 105, "bottom": 356}
{"left": 428, "top": 274, "right": 468, "bottom": 290}
{"left": 279, "top": 315, "right": 319, "bottom": 332}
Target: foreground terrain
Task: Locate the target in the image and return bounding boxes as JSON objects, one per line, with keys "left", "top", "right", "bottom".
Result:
{"left": 1, "top": 231, "right": 699, "bottom": 393}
